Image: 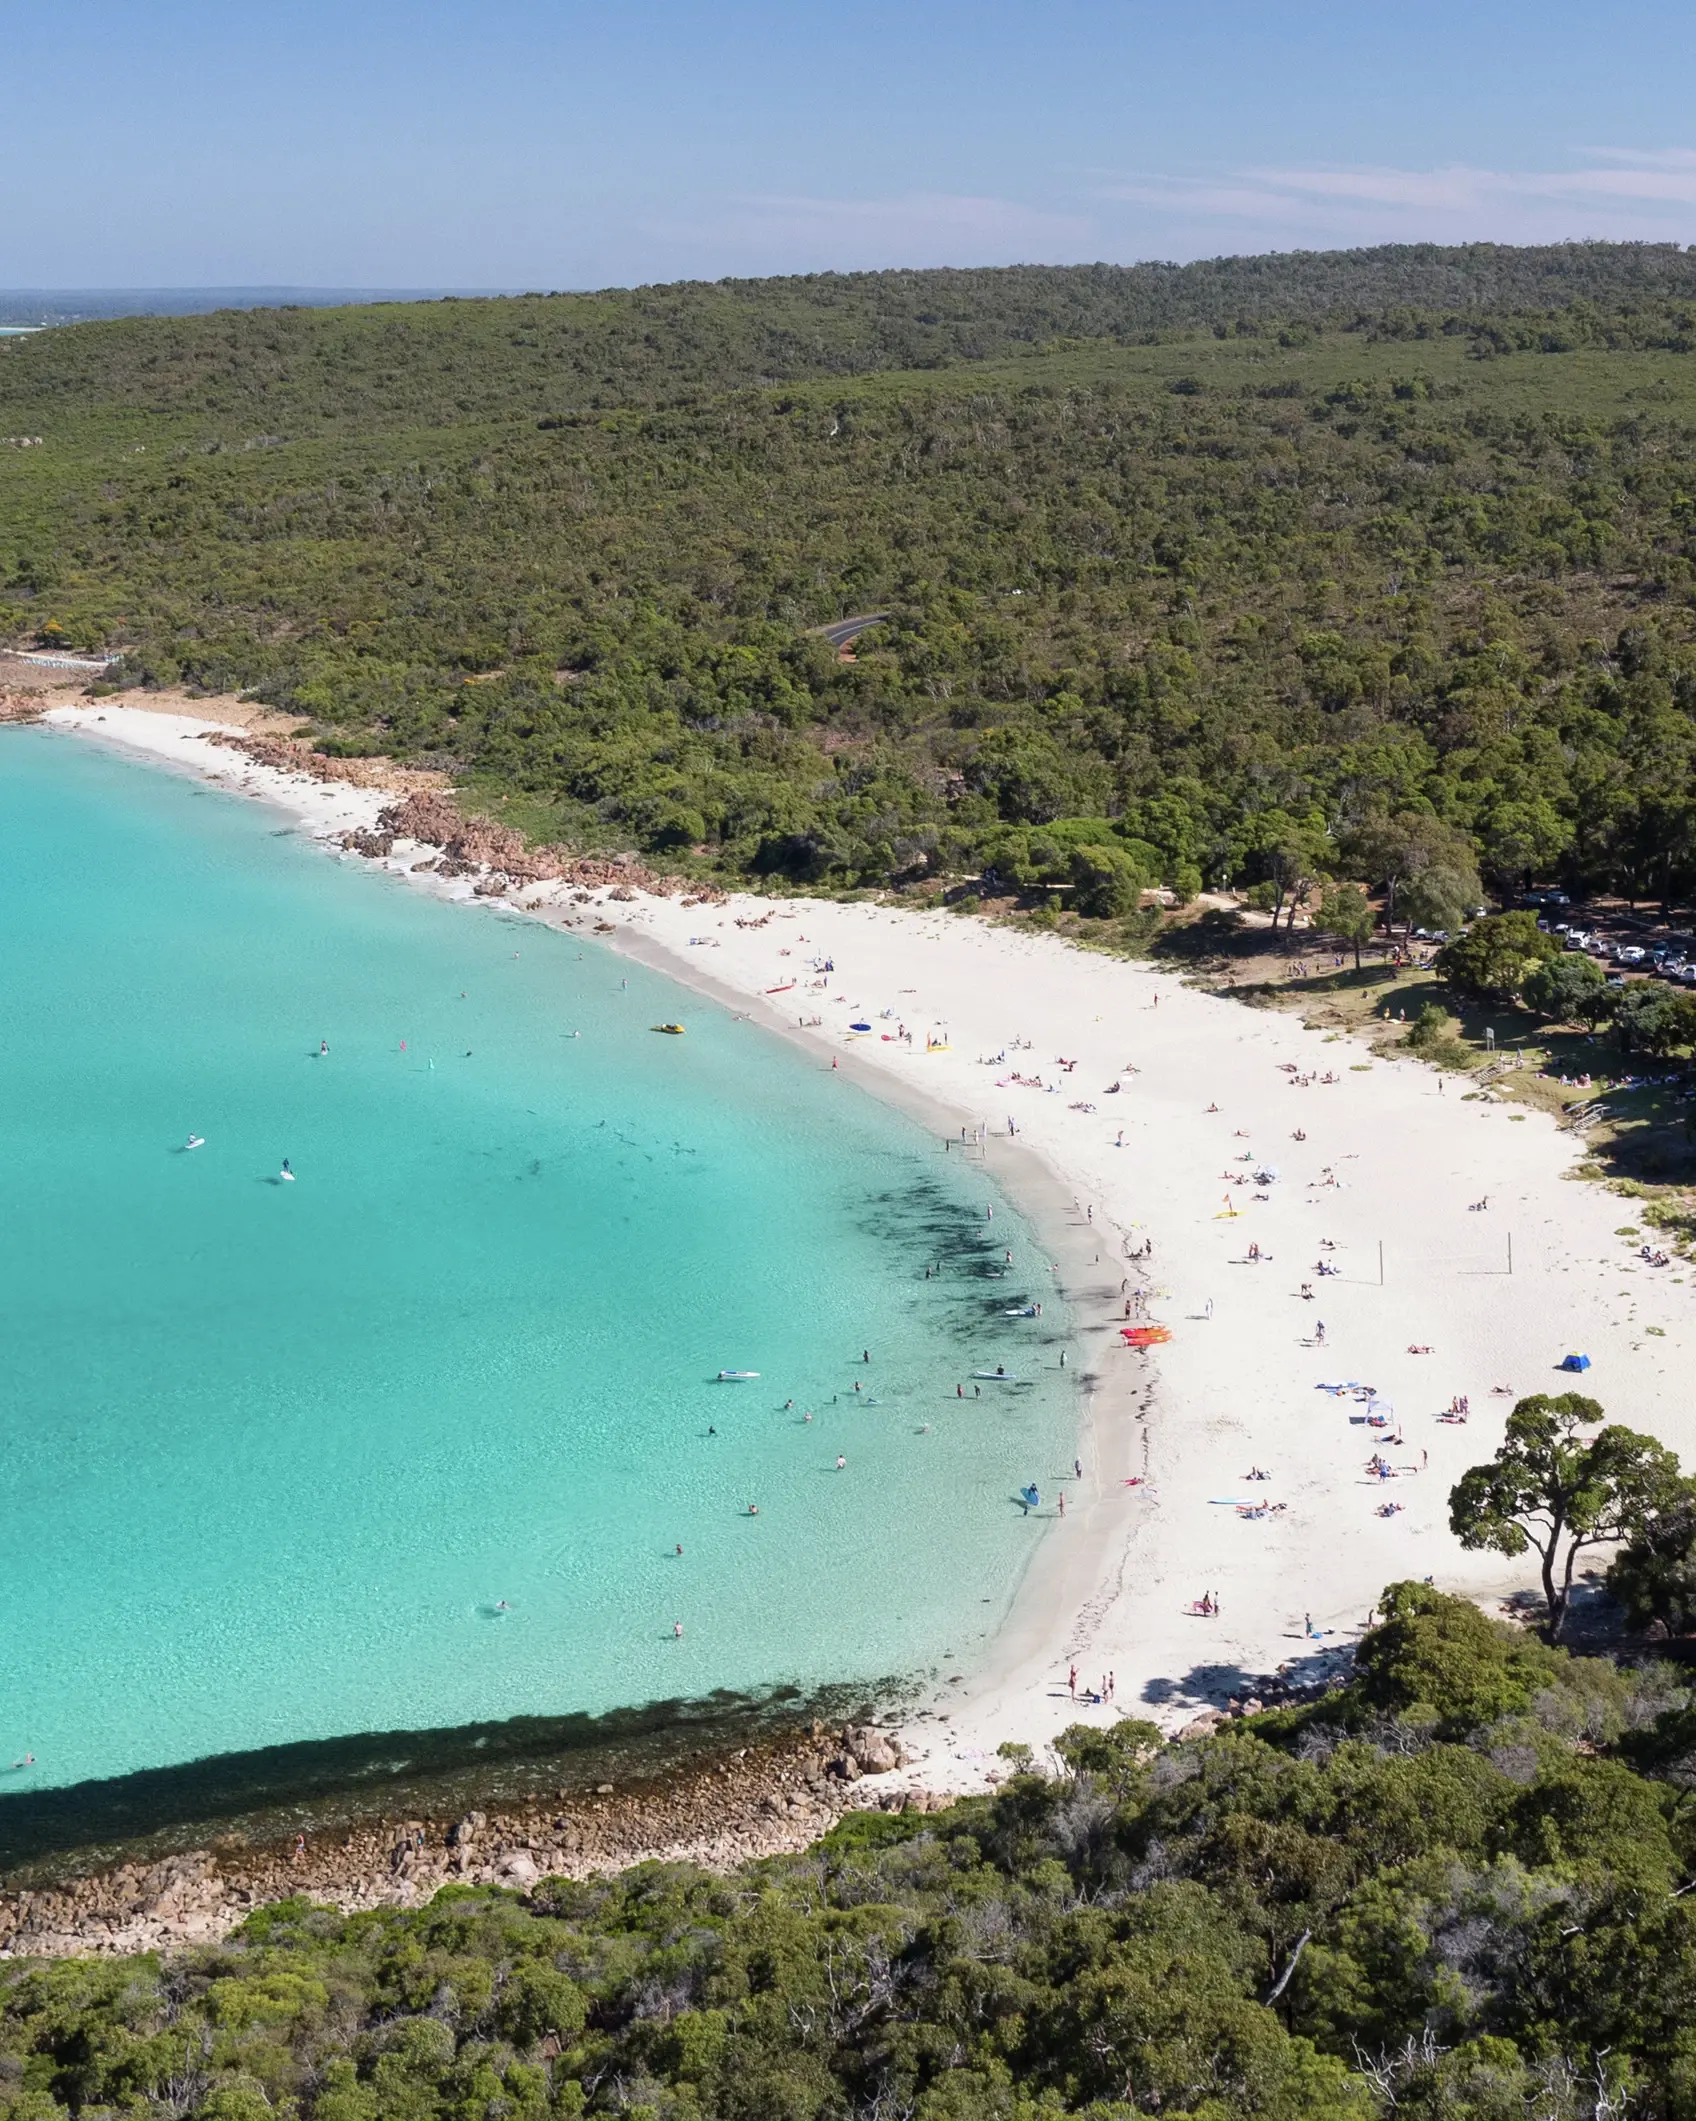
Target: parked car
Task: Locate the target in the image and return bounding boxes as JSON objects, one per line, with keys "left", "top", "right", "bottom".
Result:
{"left": 1564, "top": 931, "right": 1592, "bottom": 950}
{"left": 1618, "top": 945, "right": 1648, "bottom": 965}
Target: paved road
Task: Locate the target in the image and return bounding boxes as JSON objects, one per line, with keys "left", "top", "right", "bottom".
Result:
{"left": 816, "top": 613, "right": 890, "bottom": 650}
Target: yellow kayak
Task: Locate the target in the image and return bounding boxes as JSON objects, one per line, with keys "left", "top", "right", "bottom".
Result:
{"left": 652, "top": 1023, "right": 685, "bottom": 1035}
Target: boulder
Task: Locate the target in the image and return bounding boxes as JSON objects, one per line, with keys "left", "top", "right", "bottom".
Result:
{"left": 843, "top": 1725, "right": 905, "bottom": 1775}
{"left": 1174, "top": 1708, "right": 1225, "bottom": 1742}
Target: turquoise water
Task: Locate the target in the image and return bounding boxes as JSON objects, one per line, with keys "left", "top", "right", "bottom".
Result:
{"left": 0, "top": 733, "right": 1074, "bottom": 1793}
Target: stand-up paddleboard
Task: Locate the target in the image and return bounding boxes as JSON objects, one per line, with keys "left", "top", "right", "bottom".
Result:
{"left": 716, "top": 1369, "right": 759, "bottom": 1381}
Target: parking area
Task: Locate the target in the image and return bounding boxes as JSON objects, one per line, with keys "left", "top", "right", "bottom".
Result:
{"left": 1522, "top": 891, "right": 1696, "bottom": 988}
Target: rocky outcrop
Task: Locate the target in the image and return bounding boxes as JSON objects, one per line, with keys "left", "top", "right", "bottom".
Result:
{"left": 0, "top": 1725, "right": 933, "bottom": 1961}
{"left": 368, "top": 789, "right": 723, "bottom": 901}
{"left": 197, "top": 730, "right": 443, "bottom": 794}
{"left": 0, "top": 694, "right": 45, "bottom": 724}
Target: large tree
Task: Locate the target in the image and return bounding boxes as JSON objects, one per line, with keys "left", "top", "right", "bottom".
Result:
{"left": 1450, "top": 1394, "right": 1686, "bottom": 1640}
{"left": 1435, "top": 910, "right": 1558, "bottom": 1001}
{"left": 1317, "top": 882, "right": 1375, "bottom": 969}
{"left": 1348, "top": 812, "right": 1482, "bottom": 938}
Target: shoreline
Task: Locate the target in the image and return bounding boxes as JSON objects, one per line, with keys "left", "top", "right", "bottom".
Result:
{"left": 21, "top": 701, "right": 1696, "bottom": 1807}
{"left": 0, "top": 1722, "right": 936, "bottom": 1960}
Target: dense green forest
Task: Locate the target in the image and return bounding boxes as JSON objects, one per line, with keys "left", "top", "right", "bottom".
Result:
{"left": 10, "top": 1588, "right": 1696, "bottom": 2120}
{"left": 11, "top": 243, "right": 1696, "bottom": 905}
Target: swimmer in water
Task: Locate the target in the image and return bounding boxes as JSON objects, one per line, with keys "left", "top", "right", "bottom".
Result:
{"left": 836, "top": 1455, "right": 846, "bottom": 1470}
{"left": 495, "top": 1599, "right": 510, "bottom": 1611}
{"left": 320, "top": 1039, "right": 329, "bottom": 1056}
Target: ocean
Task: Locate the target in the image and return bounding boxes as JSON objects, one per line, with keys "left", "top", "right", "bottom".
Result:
{"left": 0, "top": 732, "right": 1075, "bottom": 1794}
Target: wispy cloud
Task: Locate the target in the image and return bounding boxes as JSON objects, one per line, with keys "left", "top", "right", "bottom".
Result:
{"left": 1100, "top": 152, "right": 1696, "bottom": 247}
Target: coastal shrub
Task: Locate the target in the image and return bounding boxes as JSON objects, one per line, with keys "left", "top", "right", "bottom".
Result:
{"left": 1401, "top": 1002, "right": 1477, "bottom": 1070}
{"left": 9, "top": 1593, "right": 1696, "bottom": 2114}
{"left": 1607, "top": 1478, "right": 1696, "bottom": 1636}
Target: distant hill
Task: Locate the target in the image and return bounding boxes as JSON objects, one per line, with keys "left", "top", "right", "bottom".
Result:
{"left": 7, "top": 244, "right": 1696, "bottom": 425}
{"left": 0, "top": 287, "right": 516, "bottom": 327}
{"left": 7, "top": 241, "right": 1696, "bottom": 913}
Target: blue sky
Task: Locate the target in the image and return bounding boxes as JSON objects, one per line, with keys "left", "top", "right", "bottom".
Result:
{"left": 7, "top": 0, "right": 1696, "bottom": 289}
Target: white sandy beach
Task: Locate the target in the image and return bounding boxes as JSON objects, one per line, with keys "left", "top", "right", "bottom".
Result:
{"left": 37, "top": 702, "right": 1696, "bottom": 1797}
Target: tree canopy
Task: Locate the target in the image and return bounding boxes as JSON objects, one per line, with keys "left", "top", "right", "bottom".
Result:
{"left": 13, "top": 248, "right": 1696, "bottom": 898}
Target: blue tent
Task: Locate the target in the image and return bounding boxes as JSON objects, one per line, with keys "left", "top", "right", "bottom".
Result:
{"left": 1560, "top": 1352, "right": 1592, "bottom": 1372}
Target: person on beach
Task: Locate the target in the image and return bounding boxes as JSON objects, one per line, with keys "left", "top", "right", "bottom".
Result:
{"left": 1315, "top": 1321, "right": 1326, "bottom": 1345}
{"left": 1069, "top": 1664, "right": 1077, "bottom": 1698}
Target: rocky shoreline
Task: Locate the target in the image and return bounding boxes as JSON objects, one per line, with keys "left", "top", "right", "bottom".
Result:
{"left": 0, "top": 1724, "right": 939, "bottom": 1961}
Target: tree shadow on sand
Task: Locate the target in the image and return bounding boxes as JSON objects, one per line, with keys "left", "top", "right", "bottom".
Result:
{"left": 1140, "top": 1642, "right": 1356, "bottom": 1711}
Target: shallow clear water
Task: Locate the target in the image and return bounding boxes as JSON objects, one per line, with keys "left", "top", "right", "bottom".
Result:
{"left": 0, "top": 733, "right": 1074, "bottom": 1791}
